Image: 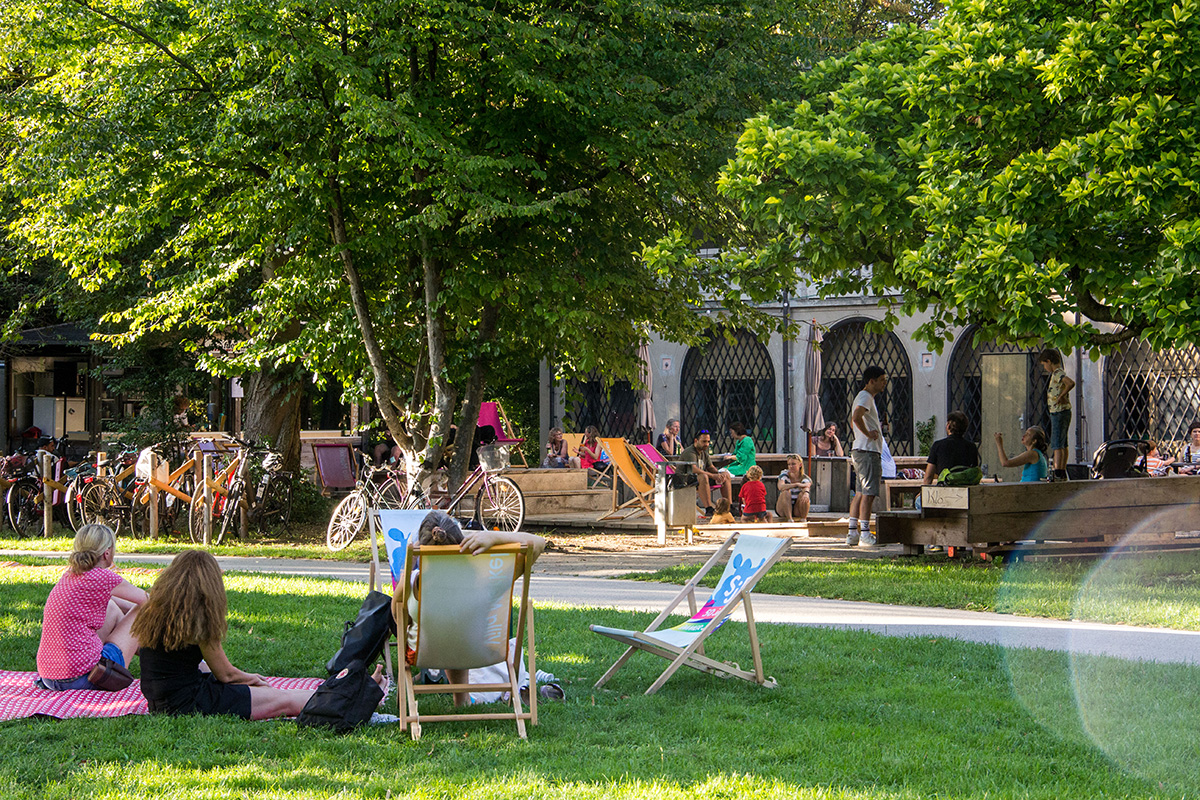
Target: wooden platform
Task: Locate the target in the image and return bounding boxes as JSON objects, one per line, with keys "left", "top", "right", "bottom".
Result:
{"left": 522, "top": 510, "right": 859, "bottom": 538}
{"left": 877, "top": 476, "right": 1200, "bottom": 558}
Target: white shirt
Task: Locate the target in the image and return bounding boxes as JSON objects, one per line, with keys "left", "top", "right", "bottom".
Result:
{"left": 851, "top": 389, "right": 883, "bottom": 453}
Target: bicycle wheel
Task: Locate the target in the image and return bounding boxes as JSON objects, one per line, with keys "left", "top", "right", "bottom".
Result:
{"left": 257, "top": 475, "right": 293, "bottom": 533}
{"left": 65, "top": 478, "right": 84, "bottom": 532}
{"left": 217, "top": 484, "right": 243, "bottom": 545}
{"left": 128, "top": 484, "right": 154, "bottom": 539}
{"left": 474, "top": 475, "right": 525, "bottom": 532}
{"left": 188, "top": 486, "right": 222, "bottom": 544}
{"left": 7, "top": 479, "right": 42, "bottom": 537}
{"left": 80, "top": 481, "right": 123, "bottom": 537}
{"left": 326, "top": 491, "right": 367, "bottom": 550}
{"left": 161, "top": 471, "right": 194, "bottom": 536}
{"left": 375, "top": 479, "right": 407, "bottom": 510}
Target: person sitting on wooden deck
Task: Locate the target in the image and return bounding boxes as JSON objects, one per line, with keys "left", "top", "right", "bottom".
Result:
{"left": 923, "top": 411, "right": 981, "bottom": 485}
{"left": 775, "top": 455, "right": 811, "bottom": 523}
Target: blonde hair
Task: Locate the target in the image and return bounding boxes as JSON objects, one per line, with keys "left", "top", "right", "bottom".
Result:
{"left": 746, "top": 465, "right": 763, "bottom": 481}
{"left": 786, "top": 454, "right": 806, "bottom": 479}
{"left": 68, "top": 524, "right": 116, "bottom": 574}
{"left": 132, "top": 550, "right": 228, "bottom": 651}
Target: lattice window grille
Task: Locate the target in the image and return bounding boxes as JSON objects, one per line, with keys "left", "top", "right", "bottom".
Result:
{"left": 680, "top": 329, "right": 776, "bottom": 453}
{"left": 819, "top": 318, "right": 914, "bottom": 455}
{"left": 1104, "top": 340, "right": 1200, "bottom": 454}
{"left": 946, "top": 328, "right": 1048, "bottom": 446}
{"left": 563, "top": 375, "right": 637, "bottom": 439}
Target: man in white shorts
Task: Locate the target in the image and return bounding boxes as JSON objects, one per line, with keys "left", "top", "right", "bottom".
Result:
{"left": 849, "top": 366, "right": 888, "bottom": 546}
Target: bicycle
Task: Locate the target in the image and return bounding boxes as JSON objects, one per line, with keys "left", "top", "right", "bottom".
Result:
{"left": 325, "top": 454, "right": 413, "bottom": 550}
{"left": 5, "top": 437, "right": 73, "bottom": 537}
{"left": 406, "top": 443, "right": 526, "bottom": 533}
{"left": 189, "top": 439, "right": 292, "bottom": 544}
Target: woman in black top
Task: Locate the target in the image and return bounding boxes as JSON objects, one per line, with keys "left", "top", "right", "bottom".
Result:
{"left": 132, "top": 550, "right": 328, "bottom": 719}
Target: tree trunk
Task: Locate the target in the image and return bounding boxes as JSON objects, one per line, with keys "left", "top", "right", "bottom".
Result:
{"left": 242, "top": 363, "right": 304, "bottom": 473}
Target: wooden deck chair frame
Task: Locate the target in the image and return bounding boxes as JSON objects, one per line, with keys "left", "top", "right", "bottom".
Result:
{"left": 478, "top": 401, "right": 528, "bottom": 468}
{"left": 591, "top": 531, "right": 791, "bottom": 695}
{"left": 597, "top": 437, "right": 655, "bottom": 521}
{"left": 393, "top": 542, "right": 537, "bottom": 740}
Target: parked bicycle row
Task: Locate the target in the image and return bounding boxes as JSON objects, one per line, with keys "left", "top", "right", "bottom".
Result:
{"left": 0, "top": 434, "right": 293, "bottom": 544}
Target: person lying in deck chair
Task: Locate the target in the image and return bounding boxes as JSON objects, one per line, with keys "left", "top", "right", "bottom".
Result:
{"left": 403, "top": 511, "right": 549, "bottom": 707}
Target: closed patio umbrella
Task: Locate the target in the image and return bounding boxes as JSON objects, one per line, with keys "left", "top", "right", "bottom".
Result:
{"left": 636, "top": 342, "right": 655, "bottom": 443}
{"left": 802, "top": 322, "right": 825, "bottom": 475}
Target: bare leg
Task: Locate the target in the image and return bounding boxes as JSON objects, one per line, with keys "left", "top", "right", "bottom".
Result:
{"left": 775, "top": 492, "right": 793, "bottom": 522}
{"left": 858, "top": 493, "right": 876, "bottom": 522}
{"left": 697, "top": 477, "right": 712, "bottom": 509}
{"left": 448, "top": 668, "right": 470, "bottom": 707}
{"left": 794, "top": 493, "right": 810, "bottom": 522}
{"left": 717, "top": 473, "right": 732, "bottom": 504}
{"left": 249, "top": 686, "right": 318, "bottom": 720}
{"left": 97, "top": 599, "right": 123, "bottom": 641}
{"left": 102, "top": 604, "right": 140, "bottom": 665}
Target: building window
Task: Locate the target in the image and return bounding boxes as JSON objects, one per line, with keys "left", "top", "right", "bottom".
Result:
{"left": 1104, "top": 341, "right": 1200, "bottom": 452}
{"left": 680, "top": 329, "right": 776, "bottom": 453}
{"left": 819, "top": 318, "right": 914, "bottom": 455}
{"left": 563, "top": 374, "right": 637, "bottom": 438}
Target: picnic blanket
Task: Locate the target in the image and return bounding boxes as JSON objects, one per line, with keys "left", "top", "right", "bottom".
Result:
{"left": 0, "top": 671, "right": 323, "bottom": 721}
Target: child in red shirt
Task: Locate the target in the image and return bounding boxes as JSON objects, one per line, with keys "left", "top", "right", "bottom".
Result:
{"left": 738, "top": 465, "right": 771, "bottom": 522}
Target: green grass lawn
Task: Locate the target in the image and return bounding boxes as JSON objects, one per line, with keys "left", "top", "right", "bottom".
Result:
{"left": 0, "top": 520, "right": 379, "bottom": 563}
{"left": 3, "top": 560, "right": 1200, "bottom": 799}
{"left": 630, "top": 550, "right": 1200, "bottom": 630}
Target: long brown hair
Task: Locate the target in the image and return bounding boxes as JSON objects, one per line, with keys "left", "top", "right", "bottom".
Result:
{"left": 132, "top": 550, "right": 228, "bottom": 650}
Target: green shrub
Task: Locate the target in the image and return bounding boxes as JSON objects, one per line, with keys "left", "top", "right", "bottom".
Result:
{"left": 290, "top": 470, "right": 333, "bottom": 524}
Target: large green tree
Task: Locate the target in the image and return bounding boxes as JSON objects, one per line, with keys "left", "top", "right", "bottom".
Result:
{"left": 2, "top": 0, "right": 930, "bottom": 484}
{"left": 672, "top": 0, "right": 1200, "bottom": 355}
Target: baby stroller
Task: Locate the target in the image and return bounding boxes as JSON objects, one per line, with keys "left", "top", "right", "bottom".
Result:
{"left": 1090, "top": 439, "right": 1150, "bottom": 479}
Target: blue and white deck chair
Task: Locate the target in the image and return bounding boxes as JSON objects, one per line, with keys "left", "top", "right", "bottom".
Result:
{"left": 367, "top": 509, "right": 428, "bottom": 684}
{"left": 591, "top": 531, "right": 791, "bottom": 695}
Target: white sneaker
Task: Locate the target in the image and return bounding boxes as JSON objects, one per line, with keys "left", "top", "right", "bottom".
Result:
{"left": 846, "top": 530, "right": 860, "bottom": 546}
{"left": 861, "top": 529, "right": 878, "bottom": 546}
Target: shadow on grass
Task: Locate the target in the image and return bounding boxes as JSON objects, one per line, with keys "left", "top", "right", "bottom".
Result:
{"left": 1, "top": 567, "right": 1196, "bottom": 798}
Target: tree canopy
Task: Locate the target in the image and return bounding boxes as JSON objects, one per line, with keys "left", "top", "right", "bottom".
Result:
{"left": 3, "top": 0, "right": 919, "bottom": 479}
{"left": 682, "top": 0, "right": 1200, "bottom": 355}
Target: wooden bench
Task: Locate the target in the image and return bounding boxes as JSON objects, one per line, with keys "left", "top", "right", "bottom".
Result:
{"left": 876, "top": 476, "right": 1200, "bottom": 558}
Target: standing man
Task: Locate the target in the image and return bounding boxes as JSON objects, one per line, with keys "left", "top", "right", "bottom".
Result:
{"left": 680, "top": 430, "right": 732, "bottom": 518}
{"left": 848, "top": 366, "right": 887, "bottom": 546}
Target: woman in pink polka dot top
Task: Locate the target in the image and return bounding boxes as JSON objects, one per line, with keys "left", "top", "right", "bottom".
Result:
{"left": 35, "top": 523, "right": 148, "bottom": 691}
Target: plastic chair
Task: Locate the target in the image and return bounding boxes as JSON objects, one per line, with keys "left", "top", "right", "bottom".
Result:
{"left": 394, "top": 542, "right": 537, "bottom": 740}
{"left": 591, "top": 531, "right": 791, "bottom": 694}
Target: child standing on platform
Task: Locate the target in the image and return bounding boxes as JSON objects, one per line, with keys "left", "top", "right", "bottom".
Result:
{"left": 1038, "top": 348, "right": 1075, "bottom": 478}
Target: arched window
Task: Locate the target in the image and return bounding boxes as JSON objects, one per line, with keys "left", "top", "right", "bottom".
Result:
{"left": 563, "top": 373, "right": 637, "bottom": 438}
{"left": 946, "top": 328, "right": 1048, "bottom": 445}
{"left": 680, "top": 329, "right": 775, "bottom": 454}
{"left": 1104, "top": 341, "right": 1200, "bottom": 451}
{"left": 819, "top": 318, "right": 914, "bottom": 455}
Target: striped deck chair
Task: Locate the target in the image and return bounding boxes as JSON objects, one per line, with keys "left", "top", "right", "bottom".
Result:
{"left": 591, "top": 531, "right": 791, "bottom": 695}
{"left": 597, "top": 437, "right": 655, "bottom": 520}
{"left": 394, "top": 542, "right": 537, "bottom": 740}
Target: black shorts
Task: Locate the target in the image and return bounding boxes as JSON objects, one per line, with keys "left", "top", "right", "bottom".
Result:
{"left": 150, "top": 673, "right": 252, "bottom": 719}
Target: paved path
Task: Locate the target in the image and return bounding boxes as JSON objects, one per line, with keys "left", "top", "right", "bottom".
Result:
{"left": 8, "top": 548, "right": 1200, "bottom": 667}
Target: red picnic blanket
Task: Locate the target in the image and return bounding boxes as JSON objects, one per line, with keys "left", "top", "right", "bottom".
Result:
{"left": 0, "top": 671, "right": 323, "bottom": 721}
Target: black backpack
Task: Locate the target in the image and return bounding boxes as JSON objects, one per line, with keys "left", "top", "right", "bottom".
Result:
{"left": 326, "top": 590, "right": 395, "bottom": 676}
{"left": 296, "top": 659, "right": 384, "bottom": 734}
